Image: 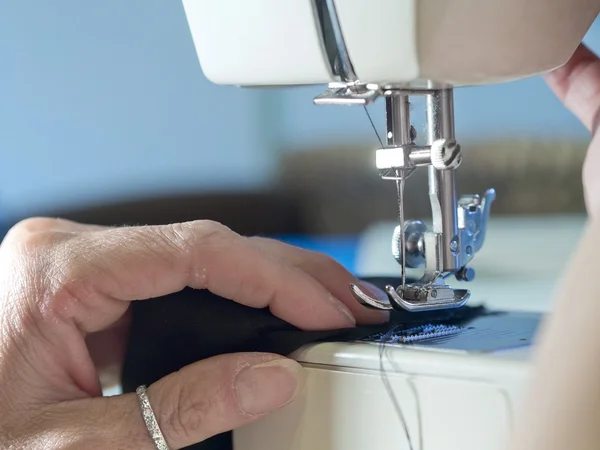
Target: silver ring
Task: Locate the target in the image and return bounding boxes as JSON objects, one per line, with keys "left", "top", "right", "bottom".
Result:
{"left": 136, "top": 385, "right": 171, "bottom": 450}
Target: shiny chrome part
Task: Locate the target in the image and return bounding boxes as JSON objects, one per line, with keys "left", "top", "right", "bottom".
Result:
{"left": 351, "top": 281, "right": 470, "bottom": 313}
{"left": 350, "top": 283, "right": 394, "bottom": 311}
{"left": 390, "top": 188, "right": 496, "bottom": 274}
{"left": 314, "top": 82, "right": 381, "bottom": 106}
{"left": 427, "top": 89, "right": 460, "bottom": 273}
{"left": 386, "top": 93, "right": 412, "bottom": 145}
{"left": 313, "top": 81, "right": 495, "bottom": 312}
{"left": 386, "top": 93, "right": 414, "bottom": 290}
{"left": 392, "top": 220, "right": 426, "bottom": 269}
{"left": 376, "top": 146, "right": 434, "bottom": 180}
{"left": 312, "top": 0, "right": 387, "bottom": 107}
{"left": 386, "top": 284, "right": 470, "bottom": 312}
{"left": 430, "top": 138, "right": 463, "bottom": 170}
{"left": 455, "top": 266, "right": 476, "bottom": 282}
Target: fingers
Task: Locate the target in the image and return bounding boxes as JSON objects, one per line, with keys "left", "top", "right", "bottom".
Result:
{"left": 249, "top": 237, "right": 389, "bottom": 324}
{"left": 84, "top": 312, "right": 131, "bottom": 390}
{"left": 41, "top": 220, "right": 356, "bottom": 333}
{"left": 40, "top": 353, "right": 305, "bottom": 449}
{"left": 147, "top": 353, "right": 303, "bottom": 448}
{"left": 544, "top": 44, "right": 600, "bottom": 217}
{"left": 544, "top": 44, "right": 600, "bottom": 132}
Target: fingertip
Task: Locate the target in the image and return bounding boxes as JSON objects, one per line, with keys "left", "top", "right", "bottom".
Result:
{"left": 320, "top": 278, "right": 389, "bottom": 326}
{"left": 234, "top": 357, "right": 306, "bottom": 416}
{"left": 243, "top": 239, "right": 364, "bottom": 329}
{"left": 543, "top": 43, "right": 600, "bottom": 132}
{"left": 267, "top": 273, "right": 357, "bottom": 330}
{"left": 544, "top": 43, "right": 598, "bottom": 89}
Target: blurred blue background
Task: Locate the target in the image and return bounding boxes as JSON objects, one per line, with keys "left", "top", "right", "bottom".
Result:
{"left": 0, "top": 1, "right": 598, "bottom": 222}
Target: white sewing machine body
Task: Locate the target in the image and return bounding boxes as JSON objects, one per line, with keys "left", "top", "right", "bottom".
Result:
{"left": 235, "top": 312, "right": 538, "bottom": 450}
{"left": 182, "top": 0, "right": 599, "bottom": 88}
{"left": 235, "top": 215, "right": 583, "bottom": 449}
{"left": 235, "top": 213, "right": 585, "bottom": 450}
{"left": 181, "top": 1, "right": 599, "bottom": 448}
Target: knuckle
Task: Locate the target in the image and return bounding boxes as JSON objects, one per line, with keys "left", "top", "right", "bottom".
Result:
{"left": 160, "top": 223, "right": 197, "bottom": 254}
{"left": 163, "top": 221, "right": 238, "bottom": 289}
{"left": 4, "top": 218, "right": 70, "bottom": 252}
{"left": 45, "top": 277, "right": 96, "bottom": 321}
{"left": 158, "top": 380, "right": 220, "bottom": 444}
{"left": 162, "top": 220, "right": 234, "bottom": 251}
{"left": 11, "top": 233, "right": 93, "bottom": 323}
{"left": 187, "top": 220, "right": 235, "bottom": 244}
{"left": 10, "top": 217, "right": 61, "bottom": 234}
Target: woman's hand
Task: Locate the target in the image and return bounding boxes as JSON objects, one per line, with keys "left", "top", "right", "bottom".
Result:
{"left": 506, "top": 43, "right": 600, "bottom": 450}
{"left": 544, "top": 43, "right": 600, "bottom": 216}
{"left": 0, "top": 217, "right": 387, "bottom": 449}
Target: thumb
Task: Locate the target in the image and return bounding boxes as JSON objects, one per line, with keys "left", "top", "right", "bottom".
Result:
{"left": 39, "top": 353, "right": 305, "bottom": 449}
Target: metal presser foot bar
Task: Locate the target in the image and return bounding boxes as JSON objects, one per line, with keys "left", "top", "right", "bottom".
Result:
{"left": 315, "top": 85, "right": 496, "bottom": 312}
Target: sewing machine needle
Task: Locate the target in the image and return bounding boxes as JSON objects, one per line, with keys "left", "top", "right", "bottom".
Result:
{"left": 396, "top": 170, "right": 406, "bottom": 290}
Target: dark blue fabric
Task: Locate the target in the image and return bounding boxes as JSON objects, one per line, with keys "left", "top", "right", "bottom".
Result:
{"left": 121, "top": 276, "right": 486, "bottom": 450}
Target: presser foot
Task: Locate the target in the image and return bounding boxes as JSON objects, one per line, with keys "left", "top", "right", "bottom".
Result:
{"left": 350, "top": 282, "right": 470, "bottom": 312}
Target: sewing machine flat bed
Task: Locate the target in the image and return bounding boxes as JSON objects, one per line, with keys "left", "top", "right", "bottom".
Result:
{"left": 235, "top": 310, "right": 541, "bottom": 450}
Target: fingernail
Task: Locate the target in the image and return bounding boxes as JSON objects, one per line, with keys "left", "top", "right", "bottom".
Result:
{"left": 235, "top": 358, "right": 306, "bottom": 416}
{"left": 358, "top": 280, "right": 388, "bottom": 301}
{"left": 327, "top": 292, "right": 356, "bottom": 325}
{"left": 355, "top": 280, "right": 391, "bottom": 323}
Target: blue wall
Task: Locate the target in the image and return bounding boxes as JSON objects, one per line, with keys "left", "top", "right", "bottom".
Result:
{"left": 1, "top": 1, "right": 599, "bottom": 221}
{"left": 0, "top": 1, "right": 277, "bottom": 219}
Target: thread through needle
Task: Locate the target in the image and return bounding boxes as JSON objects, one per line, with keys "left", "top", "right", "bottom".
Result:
{"left": 364, "top": 98, "right": 415, "bottom": 450}
{"left": 396, "top": 171, "right": 406, "bottom": 290}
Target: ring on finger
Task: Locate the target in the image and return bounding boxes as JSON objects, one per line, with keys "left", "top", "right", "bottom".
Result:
{"left": 136, "top": 385, "right": 171, "bottom": 450}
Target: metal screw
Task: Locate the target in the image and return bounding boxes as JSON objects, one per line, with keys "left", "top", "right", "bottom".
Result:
{"left": 455, "top": 266, "right": 476, "bottom": 282}
{"left": 450, "top": 237, "right": 459, "bottom": 253}
{"left": 431, "top": 138, "right": 462, "bottom": 170}
{"left": 430, "top": 289, "right": 438, "bottom": 298}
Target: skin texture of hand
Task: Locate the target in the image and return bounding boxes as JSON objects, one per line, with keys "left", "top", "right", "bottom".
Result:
{"left": 544, "top": 43, "right": 600, "bottom": 216}
{"left": 0, "top": 217, "right": 388, "bottom": 449}
{"left": 505, "top": 44, "right": 600, "bottom": 450}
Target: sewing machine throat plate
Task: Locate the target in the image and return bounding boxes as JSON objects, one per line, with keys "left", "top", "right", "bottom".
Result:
{"left": 364, "top": 310, "right": 541, "bottom": 353}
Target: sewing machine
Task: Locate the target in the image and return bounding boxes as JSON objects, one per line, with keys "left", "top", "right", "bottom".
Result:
{"left": 180, "top": 1, "right": 600, "bottom": 449}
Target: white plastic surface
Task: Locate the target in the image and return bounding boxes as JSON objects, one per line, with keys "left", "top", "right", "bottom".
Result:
{"left": 182, "top": 0, "right": 600, "bottom": 87}
{"left": 232, "top": 215, "right": 570, "bottom": 449}
{"left": 334, "top": 0, "right": 419, "bottom": 84}
{"left": 181, "top": 0, "right": 332, "bottom": 85}
{"left": 415, "top": 376, "right": 511, "bottom": 450}
{"left": 355, "top": 216, "right": 586, "bottom": 313}
{"left": 234, "top": 341, "right": 531, "bottom": 450}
